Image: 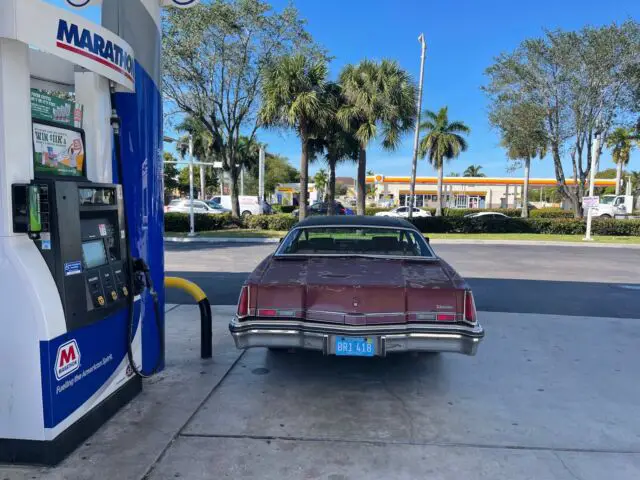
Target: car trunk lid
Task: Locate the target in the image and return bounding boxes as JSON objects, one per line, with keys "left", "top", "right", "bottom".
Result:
{"left": 253, "top": 256, "right": 464, "bottom": 325}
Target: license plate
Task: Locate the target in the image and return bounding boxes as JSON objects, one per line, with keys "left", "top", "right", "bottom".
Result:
{"left": 335, "top": 336, "right": 375, "bottom": 357}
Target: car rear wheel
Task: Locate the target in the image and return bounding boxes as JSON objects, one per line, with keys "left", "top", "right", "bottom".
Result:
{"left": 242, "top": 210, "right": 252, "bottom": 217}
{"left": 599, "top": 214, "right": 611, "bottom": 218}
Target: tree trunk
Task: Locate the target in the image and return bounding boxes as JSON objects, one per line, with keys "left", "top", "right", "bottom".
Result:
{"left": 356, "top": 147, "right": 367, "bottom": 215}
{"left": 299, "top": 135, "right": 309, "bottom": 220}
{"left": 230, "top": 165, "right": 240, "bottom": 217}
{"left": 522, "top": 157, "right": 531, "bottom": 218}
{"left": 327, "top": 160, "right": 337, "bottom": 215}
{"left": 436, "top": 162, "right": 444, "bottom": 216}
{"left": 615, "top": 161, "right": 622, "bottom": 195}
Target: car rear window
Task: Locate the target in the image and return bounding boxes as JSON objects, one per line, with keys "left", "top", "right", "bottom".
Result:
{"left": 276, "top": 227, "right": 434, "bottom": 258}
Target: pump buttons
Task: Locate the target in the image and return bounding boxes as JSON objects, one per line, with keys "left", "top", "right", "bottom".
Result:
{"left": 110, "top": 291, "right": 118, "bottom": 301}
{"left": 122, "top": 286, "right": 129, "bottom": 297}
{"left": 97, "top": 296, "right": 105, "bottom": 307}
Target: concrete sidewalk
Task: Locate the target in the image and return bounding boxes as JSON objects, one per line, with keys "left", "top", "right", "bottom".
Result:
{"left": 1, "top": 305, "right": 242, "bottom": 480}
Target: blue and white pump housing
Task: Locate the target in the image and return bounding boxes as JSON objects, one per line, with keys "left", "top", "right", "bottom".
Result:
{"left": 0, "top": 0, "right": 197, "bottom": 465}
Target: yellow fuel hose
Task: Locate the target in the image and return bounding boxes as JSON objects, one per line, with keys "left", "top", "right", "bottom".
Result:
{"left": 165, "top": 276, "right": 207, "bottom": 302}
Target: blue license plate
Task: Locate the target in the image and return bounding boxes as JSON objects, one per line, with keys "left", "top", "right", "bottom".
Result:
{"left": 335, "top": 336, "right": 375, "bottom": 357}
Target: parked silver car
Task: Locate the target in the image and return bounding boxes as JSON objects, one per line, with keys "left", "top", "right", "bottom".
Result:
{"left": 165, "top": 199, "right": 230, "bottom": 215}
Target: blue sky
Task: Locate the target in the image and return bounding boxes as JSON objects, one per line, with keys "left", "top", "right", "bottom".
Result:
{"left": 50, "top": 0, "right": 639, "bottom": 179}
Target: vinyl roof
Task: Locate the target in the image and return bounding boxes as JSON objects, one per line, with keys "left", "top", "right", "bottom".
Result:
{"left": 294, "top": 215, "right": 419, "bottom": 231}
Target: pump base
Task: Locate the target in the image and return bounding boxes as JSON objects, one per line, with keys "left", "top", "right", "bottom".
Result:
{"left": 0, "top": 376, "right": 141, "bottom": 466}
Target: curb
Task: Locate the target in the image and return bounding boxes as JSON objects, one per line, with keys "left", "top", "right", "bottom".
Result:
{"left": 165, "top": 236, "right": 281, "bottom": 244}
{"left": 428, "top": 239, "right": 640, "bottom": 249}
{"left": 165, "top": 236, "right": 640, "bottom": 248}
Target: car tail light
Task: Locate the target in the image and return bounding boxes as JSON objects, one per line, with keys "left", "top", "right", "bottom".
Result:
{"left": 464, "top": 291, "right": 477, "bottom": 324}
{"left": 237, "top": 286, "right": 249, "bottom": 318}
{"left": 436, "top": 313, "right": 457, "bottom": 322}
{"left": 258, "top": 309, "right": 277, "bottom": 317}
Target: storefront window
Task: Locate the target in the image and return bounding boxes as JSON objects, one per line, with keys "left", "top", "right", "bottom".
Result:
{"left": 399, "top": 194, "right": 406, "bottom": 206}
{"left": 415, "top": 195, "right": 424, "bottom": 207}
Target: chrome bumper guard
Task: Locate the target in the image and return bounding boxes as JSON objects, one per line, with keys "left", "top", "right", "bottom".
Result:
{"left": 229, "top": 318, "right": 484, "bottom": 356}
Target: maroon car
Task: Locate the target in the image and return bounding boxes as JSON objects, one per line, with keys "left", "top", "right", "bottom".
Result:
{"left": 229, "top": 216, "right": 484, "bottom": 357}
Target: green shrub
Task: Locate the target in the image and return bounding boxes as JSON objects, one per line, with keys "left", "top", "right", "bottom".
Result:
{"left": 272, "top": 205, "right": 295, "bottom": 214}
{"left": 529, "top": 208, "right": 574, "bottom": 219}
{"left": 245, "top": 214, "right": 296, "bottom": 231}
{"left": 164, "top": 212, "right": 238, "bottom": 232}
{"left": 365, "top": 207, "right": 391, "bottom": 216}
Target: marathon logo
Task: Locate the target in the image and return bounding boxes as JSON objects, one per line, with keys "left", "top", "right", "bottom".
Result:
{"left": 55, "top": 339, "right": 81, "bottom": 381}
{"left": 56, "top": 19, "right": 135, "bottom": 82}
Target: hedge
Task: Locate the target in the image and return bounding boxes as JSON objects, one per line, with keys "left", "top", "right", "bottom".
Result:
{"left": 164, "top": 212, "right": 640, "bottom": 236}
{"left": 410, "top": 217, "right": 640, "bottom": 236}
{"left": 529, "top": 208, "right": 574, "bottom": 219}
{"left": 164, "top": 212, "right": 242, "bottom": 232}
{"left": 245, "top": 213, "right": 297, "bottom": 231}
{"left": 272, "top": 205, "right": 296, "bottom": 214}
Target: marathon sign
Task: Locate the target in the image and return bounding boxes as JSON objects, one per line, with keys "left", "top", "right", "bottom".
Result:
{"left": 56, "top": 19, "right": 135, "bottom": 84}
{"left": 0, "top": 0, "right": 136, "bottom": 91}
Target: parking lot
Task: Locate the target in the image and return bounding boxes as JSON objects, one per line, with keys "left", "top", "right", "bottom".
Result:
{"left": 158, "top": 242, "right": 640, "bottom": 479}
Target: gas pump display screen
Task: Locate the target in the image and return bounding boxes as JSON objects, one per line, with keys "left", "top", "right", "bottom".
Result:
{"left": 82, "top": 240, "right": 108, "bottom": 269}
{"left": 32, "top": 121, "right": 85, "bottom": 177}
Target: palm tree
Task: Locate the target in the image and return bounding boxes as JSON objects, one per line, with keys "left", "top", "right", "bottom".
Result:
{"left": 260, "top": 54, "right": 329, "bottom": 220}
{"left": 309, "top": 83, "right": 360, "bottom": 215}
{"left": 338, "top": 60, "right": 417, "bottom": 215}
{"left": 418, "top": 107, "right": 470, "bottom": 216}
{"left": 606, "top": 127, "right": 637, "bottom": 195}
{"left": 313, "top": 169, "right": 328, "bottom": 202}
{"left": 463, "top": 165, "right": 486, "bottom": 177}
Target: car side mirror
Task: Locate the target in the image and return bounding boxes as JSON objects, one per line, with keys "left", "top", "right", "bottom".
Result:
{"left": 425, "top": 236, "right": 430, "bottom": 244}
{"left": 278, "top": 237, "right": 284, "bottom": 244}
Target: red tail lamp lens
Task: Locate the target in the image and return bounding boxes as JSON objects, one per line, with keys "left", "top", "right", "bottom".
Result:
{"left": 436, "top": 313, "right": 457, "bottom": 322}
{"left": 237, "top": 286, "right": 248, "bottom": 317}
{"left": 258, "top": 309, "right": 278, "bottom": 317}
{"left": 465, "top": 291, "right": 477, "bottom": 324}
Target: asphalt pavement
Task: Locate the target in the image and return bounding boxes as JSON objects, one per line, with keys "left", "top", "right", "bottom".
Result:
{"left": 165, "top": 242, "right": 640, "bottom": 319}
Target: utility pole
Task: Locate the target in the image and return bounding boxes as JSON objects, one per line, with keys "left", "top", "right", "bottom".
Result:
{"left": 258, "top": 147, "right": 265, "bottom": 214}
{"left": 188, "top": 134, "right": 196, "bottom": 237}
{"left": 408, "top": 34, "right": 427, "bottom": 219}
{"left": 199, "top": 164, "right": 205, "bottom": 200}
{"left": 240, "top": 167, "right": 245, "bottom": 196}
{"left": 584, "top": 130, "right": 601, "bottom": 241}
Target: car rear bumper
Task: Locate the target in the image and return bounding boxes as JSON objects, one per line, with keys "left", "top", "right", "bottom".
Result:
{"left": 229, "top": 318, "right": 484, "bottom": 356}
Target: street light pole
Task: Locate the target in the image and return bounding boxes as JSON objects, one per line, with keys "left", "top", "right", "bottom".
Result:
{"left": 258, "top": 147, "right": 265, "bottom": 214}
{"left": 408, "top": 34, "right": 427, "bottom": 220}
{"left": 584, "top": 130, "right": 601, "bottom": 241}
{"left": 188, "top": 134, "right": 196, "bottom": 237}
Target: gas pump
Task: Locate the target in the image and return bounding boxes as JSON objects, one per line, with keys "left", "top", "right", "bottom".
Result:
{"left": 0, "top": 0, "right": 172, "bottom": 465}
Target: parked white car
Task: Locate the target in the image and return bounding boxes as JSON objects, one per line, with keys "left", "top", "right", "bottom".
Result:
{"left": 375, "top": 207, "right": 432, "bottom": 218}
{"left": 211, "top": 195, "right": 272, "bottom": 216}
{"left": 165, "top": 199, "right": 230, "bottom": 215}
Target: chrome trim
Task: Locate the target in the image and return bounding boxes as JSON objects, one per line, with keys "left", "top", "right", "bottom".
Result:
{"left": 229, "top": 318, "right": 484, "bottom": 356}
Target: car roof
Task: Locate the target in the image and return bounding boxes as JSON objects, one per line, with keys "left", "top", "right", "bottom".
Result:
{"left": 295, "top": 215, "right": 419, "bottom": 231}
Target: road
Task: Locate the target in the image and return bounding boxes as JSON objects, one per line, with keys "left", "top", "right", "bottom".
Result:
{"left": 165, "top": 242, "right": 640, "bottom": 318}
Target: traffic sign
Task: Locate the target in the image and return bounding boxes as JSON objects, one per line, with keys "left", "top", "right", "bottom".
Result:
{"left": 582, "top": 196, "right": 599, "bottom": 208}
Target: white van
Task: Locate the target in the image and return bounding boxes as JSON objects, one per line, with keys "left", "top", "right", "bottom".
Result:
{"left": 211, "top": 196, "right": 272, "bottom": 216}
